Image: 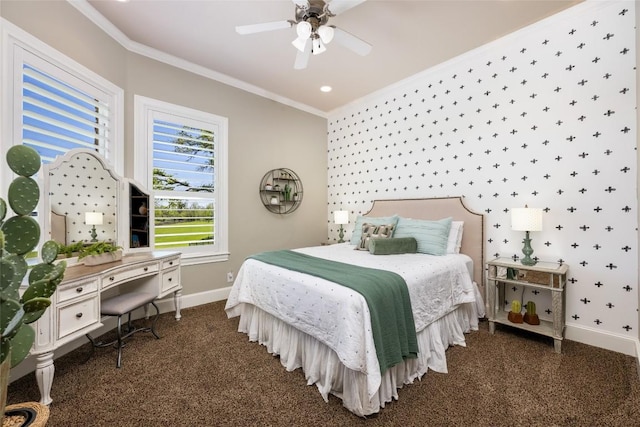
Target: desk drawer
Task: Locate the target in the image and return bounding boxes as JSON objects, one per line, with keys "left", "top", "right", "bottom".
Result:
{"left": 57, "top": 279, "right": 99, "bottom": 304}
{"left": 161, "top": 268, "right": 180, "bottom": 294}
{"left": 102, "top": 262, "right": 159, "bottom": 290}
{"left": 162, "top": 257, "right": 179, "bottom": 270}
{"left": 57, "top": 296, "right": 99, "bottom": 340}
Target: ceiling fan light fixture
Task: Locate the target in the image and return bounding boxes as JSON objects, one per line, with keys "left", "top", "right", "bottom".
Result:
{"left": 292, "top": 36, "right": 308, "bottom": 52}
{"left": 317, "top": 25, "right": 334, "bottom": 44}
{"left": 312, "top": 37, "right": 326, "bottom": 55}
{"left": 296, "top": 21, "right": 312, "bottom": 39}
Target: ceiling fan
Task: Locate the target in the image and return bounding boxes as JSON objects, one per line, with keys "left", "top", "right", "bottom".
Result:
{"left": 235, "top": 0, "right": 372, "bottom": 70}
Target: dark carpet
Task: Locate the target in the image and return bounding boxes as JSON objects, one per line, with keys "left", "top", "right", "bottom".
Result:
{"left": 7, "top": 301, "right": 640, "bottom": 426}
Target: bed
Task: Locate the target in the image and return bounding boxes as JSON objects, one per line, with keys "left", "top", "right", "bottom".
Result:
{"left": 225, "top": 197, "right": 485, "bottom": 416}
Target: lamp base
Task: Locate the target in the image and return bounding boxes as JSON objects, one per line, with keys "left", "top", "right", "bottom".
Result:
{"left": 338, "top": 225, "right": 345, "bottom": 244}
{"left": 90, "top": 226, "right": 98, "bottom": 242}
{"left": 520, "top": 231, "right": 537, "bottom": 266}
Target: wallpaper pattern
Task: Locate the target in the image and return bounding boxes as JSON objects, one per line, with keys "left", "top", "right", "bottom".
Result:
{"left": 327, "top": 1, "right": 637, "bottom": 339}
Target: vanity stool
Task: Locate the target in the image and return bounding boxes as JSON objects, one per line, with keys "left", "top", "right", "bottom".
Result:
{"left": 86, "top": 292, "right": 161, "bottom": 368}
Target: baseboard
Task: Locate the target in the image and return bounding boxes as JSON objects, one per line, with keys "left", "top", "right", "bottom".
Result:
{"left": 155, "top": 286, "right": 231, "bottom": 313}
{"left": 565, "top": 324, "right": 638, "bottom": 357}
{"left": 9, "top": 286, "right": 233, "bottom": 384}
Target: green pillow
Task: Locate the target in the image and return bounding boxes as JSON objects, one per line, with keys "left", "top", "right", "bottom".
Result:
{"left": 393, "top": 217, "right": 453, "bottom": 255}
{"left": 349, "top": 215, "right": 399, "bottom": 245}
{"left": 369, "top": 237, "right": 418, "bottom": 255}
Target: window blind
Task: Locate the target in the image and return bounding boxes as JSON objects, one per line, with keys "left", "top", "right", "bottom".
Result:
{"left": 22, "top": 64, "right": 110, "bottom": 163}
{"left": 152, "top": 118, "right": 216, "bottom": 249}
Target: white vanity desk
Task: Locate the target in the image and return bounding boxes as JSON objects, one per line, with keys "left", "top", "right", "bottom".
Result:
{"left": 31, "top": 251, "right": 182, "bottom": 405}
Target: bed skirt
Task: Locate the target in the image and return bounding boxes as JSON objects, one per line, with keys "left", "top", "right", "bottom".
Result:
{"left": 234, "top": 299, "right": 481, "bottom": 417}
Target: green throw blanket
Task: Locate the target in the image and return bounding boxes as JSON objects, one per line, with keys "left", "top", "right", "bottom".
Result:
{"left": 249, "top": 250, "right": 418, "bottom": 373}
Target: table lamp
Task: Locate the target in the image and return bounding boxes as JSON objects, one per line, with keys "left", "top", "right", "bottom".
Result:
{"left": 511, "top": 206, "right": 542, "bottom": 266}
{"left": 334, "top": 210, "right": 349, "bottom": 243}
{"left": 85, "top": 212, "right": 103, "bottom": 242}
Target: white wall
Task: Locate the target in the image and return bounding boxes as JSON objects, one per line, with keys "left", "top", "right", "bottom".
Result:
{"left": 328, "top": 1, "right": 638, "bottom": 355}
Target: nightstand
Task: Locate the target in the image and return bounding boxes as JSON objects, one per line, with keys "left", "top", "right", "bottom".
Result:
{"left": 486, "top": 258, "right": 569, "bottom": 353}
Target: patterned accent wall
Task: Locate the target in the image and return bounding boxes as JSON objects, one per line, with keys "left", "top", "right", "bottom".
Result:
{"left": 327, "top": 2, "right": 637, "bottom": 339}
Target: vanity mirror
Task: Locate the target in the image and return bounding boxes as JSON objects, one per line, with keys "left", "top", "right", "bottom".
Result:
{"left": 43, "top": 149, "right": 119, "bottom": 249}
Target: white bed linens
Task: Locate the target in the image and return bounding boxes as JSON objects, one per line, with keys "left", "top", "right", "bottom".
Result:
{"left": 225, "top": 243, "right": 477, "bottom": 403}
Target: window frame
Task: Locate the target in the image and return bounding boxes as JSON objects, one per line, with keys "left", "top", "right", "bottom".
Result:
{"left": 134, "top": 95, "right": 229, "bottom": 265}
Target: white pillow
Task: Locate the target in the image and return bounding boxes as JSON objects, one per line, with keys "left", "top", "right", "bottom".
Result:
{"left": 446, "top": 221, "right": 464, "bottom": 254}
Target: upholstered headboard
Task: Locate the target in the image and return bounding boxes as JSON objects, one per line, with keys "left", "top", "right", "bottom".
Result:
{"left": 365, "top": 197, "right": 485, "bottom": 290}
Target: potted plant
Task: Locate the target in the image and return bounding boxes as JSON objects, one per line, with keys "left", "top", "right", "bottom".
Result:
{"left": 507, "top": 300, "right": 523, "bottom": 323}
{"left": 523, "top": 301, "right": 540, "bottom": 325}
{"left": 1, "top": 145, "right": 66, "bottom": 420}
{"left": 78, "top": 241, "right": 122, "bottom": 266}
{"left": 57, "top": 241, "right": 85, "bottom": 259}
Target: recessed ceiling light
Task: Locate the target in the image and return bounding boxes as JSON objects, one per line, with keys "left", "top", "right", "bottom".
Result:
{"left": 320, "top": 86, "right": 332, "bottom": 93}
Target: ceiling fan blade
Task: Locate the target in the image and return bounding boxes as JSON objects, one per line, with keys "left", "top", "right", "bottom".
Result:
{"left": 331, "top": 26, "right": 372, "bottom": 56}
{"left": 236, "top": 20, "right": 292, "bottom": 35}
{"left": 326, "top": 0, "right": 366, "bottom": 16}
{"left": 294, "top": 39, "right": 311, "bottom": 70}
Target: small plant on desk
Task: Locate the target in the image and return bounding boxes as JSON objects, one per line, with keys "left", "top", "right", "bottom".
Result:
{"left": 57, "top": 241, "right": 85, "bottom": 259}
{"left": 78, "top": 241, "right": 122, "bottom": 259}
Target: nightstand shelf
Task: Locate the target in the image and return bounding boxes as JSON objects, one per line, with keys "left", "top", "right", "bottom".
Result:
{"left": 486, "top": 257, "right": 569, "bottom": 353}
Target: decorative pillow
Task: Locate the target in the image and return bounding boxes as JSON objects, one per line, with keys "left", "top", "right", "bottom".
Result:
{"left": 349, "top": 215, "right": 399, "bottom": 245}
{"left": 446, "top": 221, "right": 464, "bottom": 254}
{"left": 393, "top": 217, "right": 453, "bottom": 255}
{"left": 356, "top": 223, "right": 395, "bottom": 251}
{"left": 369, "top": 237, "right": 418, "bottom": 255}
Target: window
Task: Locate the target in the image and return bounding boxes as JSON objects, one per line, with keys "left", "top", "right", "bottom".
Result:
{"left": 134, "top": 96, "right": 228, "bottom": 264}
{"left": 2, "top": 22, "right": 123, "bottom": 171}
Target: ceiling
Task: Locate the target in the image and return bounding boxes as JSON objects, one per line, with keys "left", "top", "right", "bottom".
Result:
{"left": 81, "top": 0, "right": 582, "bottom": 115}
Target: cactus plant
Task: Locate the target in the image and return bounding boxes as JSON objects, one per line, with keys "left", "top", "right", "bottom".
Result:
{"left": 507, "top": 299, "right": 523, "bottom": 323}
{"left": 525, "top": 301, "right": 536, "bottom": 316}
{"left": 511, "top": 300, "right": 521, "bottom": 314}
{"left": 0, "top": 145, "right": 66, "bottom": 369}
{"left": 523, "top": 301, "right": 540, "bottom": 325}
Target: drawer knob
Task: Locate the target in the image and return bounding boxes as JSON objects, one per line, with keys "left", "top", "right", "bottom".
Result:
{"left": 109, "top": 276, "right": 115, "bottom": 281}
{"left": 144, "top": 267, "right": 149, "bottom": 272}
{"left": 76, "top": 313, "right": 83, "bottom": 319}
{"left": 168, "top": 278, "right": 172, "bottom": 282}
{"left": 169, "top": 261, "right": 173, "bottom": 266}
{"left": 76, "top": 287, "right": 83, "bottom": 293}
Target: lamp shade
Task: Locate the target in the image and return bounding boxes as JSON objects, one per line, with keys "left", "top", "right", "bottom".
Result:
{"left": 85, "top": 212, "right": 103, "bottom": 226}
{"left": 317, "top": 25, "right": 334, "bottom": 44}
{"left": 296, "top": 21, "right": 312, "bottom": 39}
{"left": 511, "top": 207, "right": 542, "bottom": 232}
{"left": 312, "top": 37, "right": 326, "bottom": 55}
{"left": 292, "top": 37, "right": 307, "bottom": 52}
{"left": 334, "top": 210, "right": 349, "bottom": 225}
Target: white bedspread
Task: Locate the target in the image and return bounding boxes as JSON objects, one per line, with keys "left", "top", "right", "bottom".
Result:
{"left": 225, "top": 243, "right": 476, "bottom": 399}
